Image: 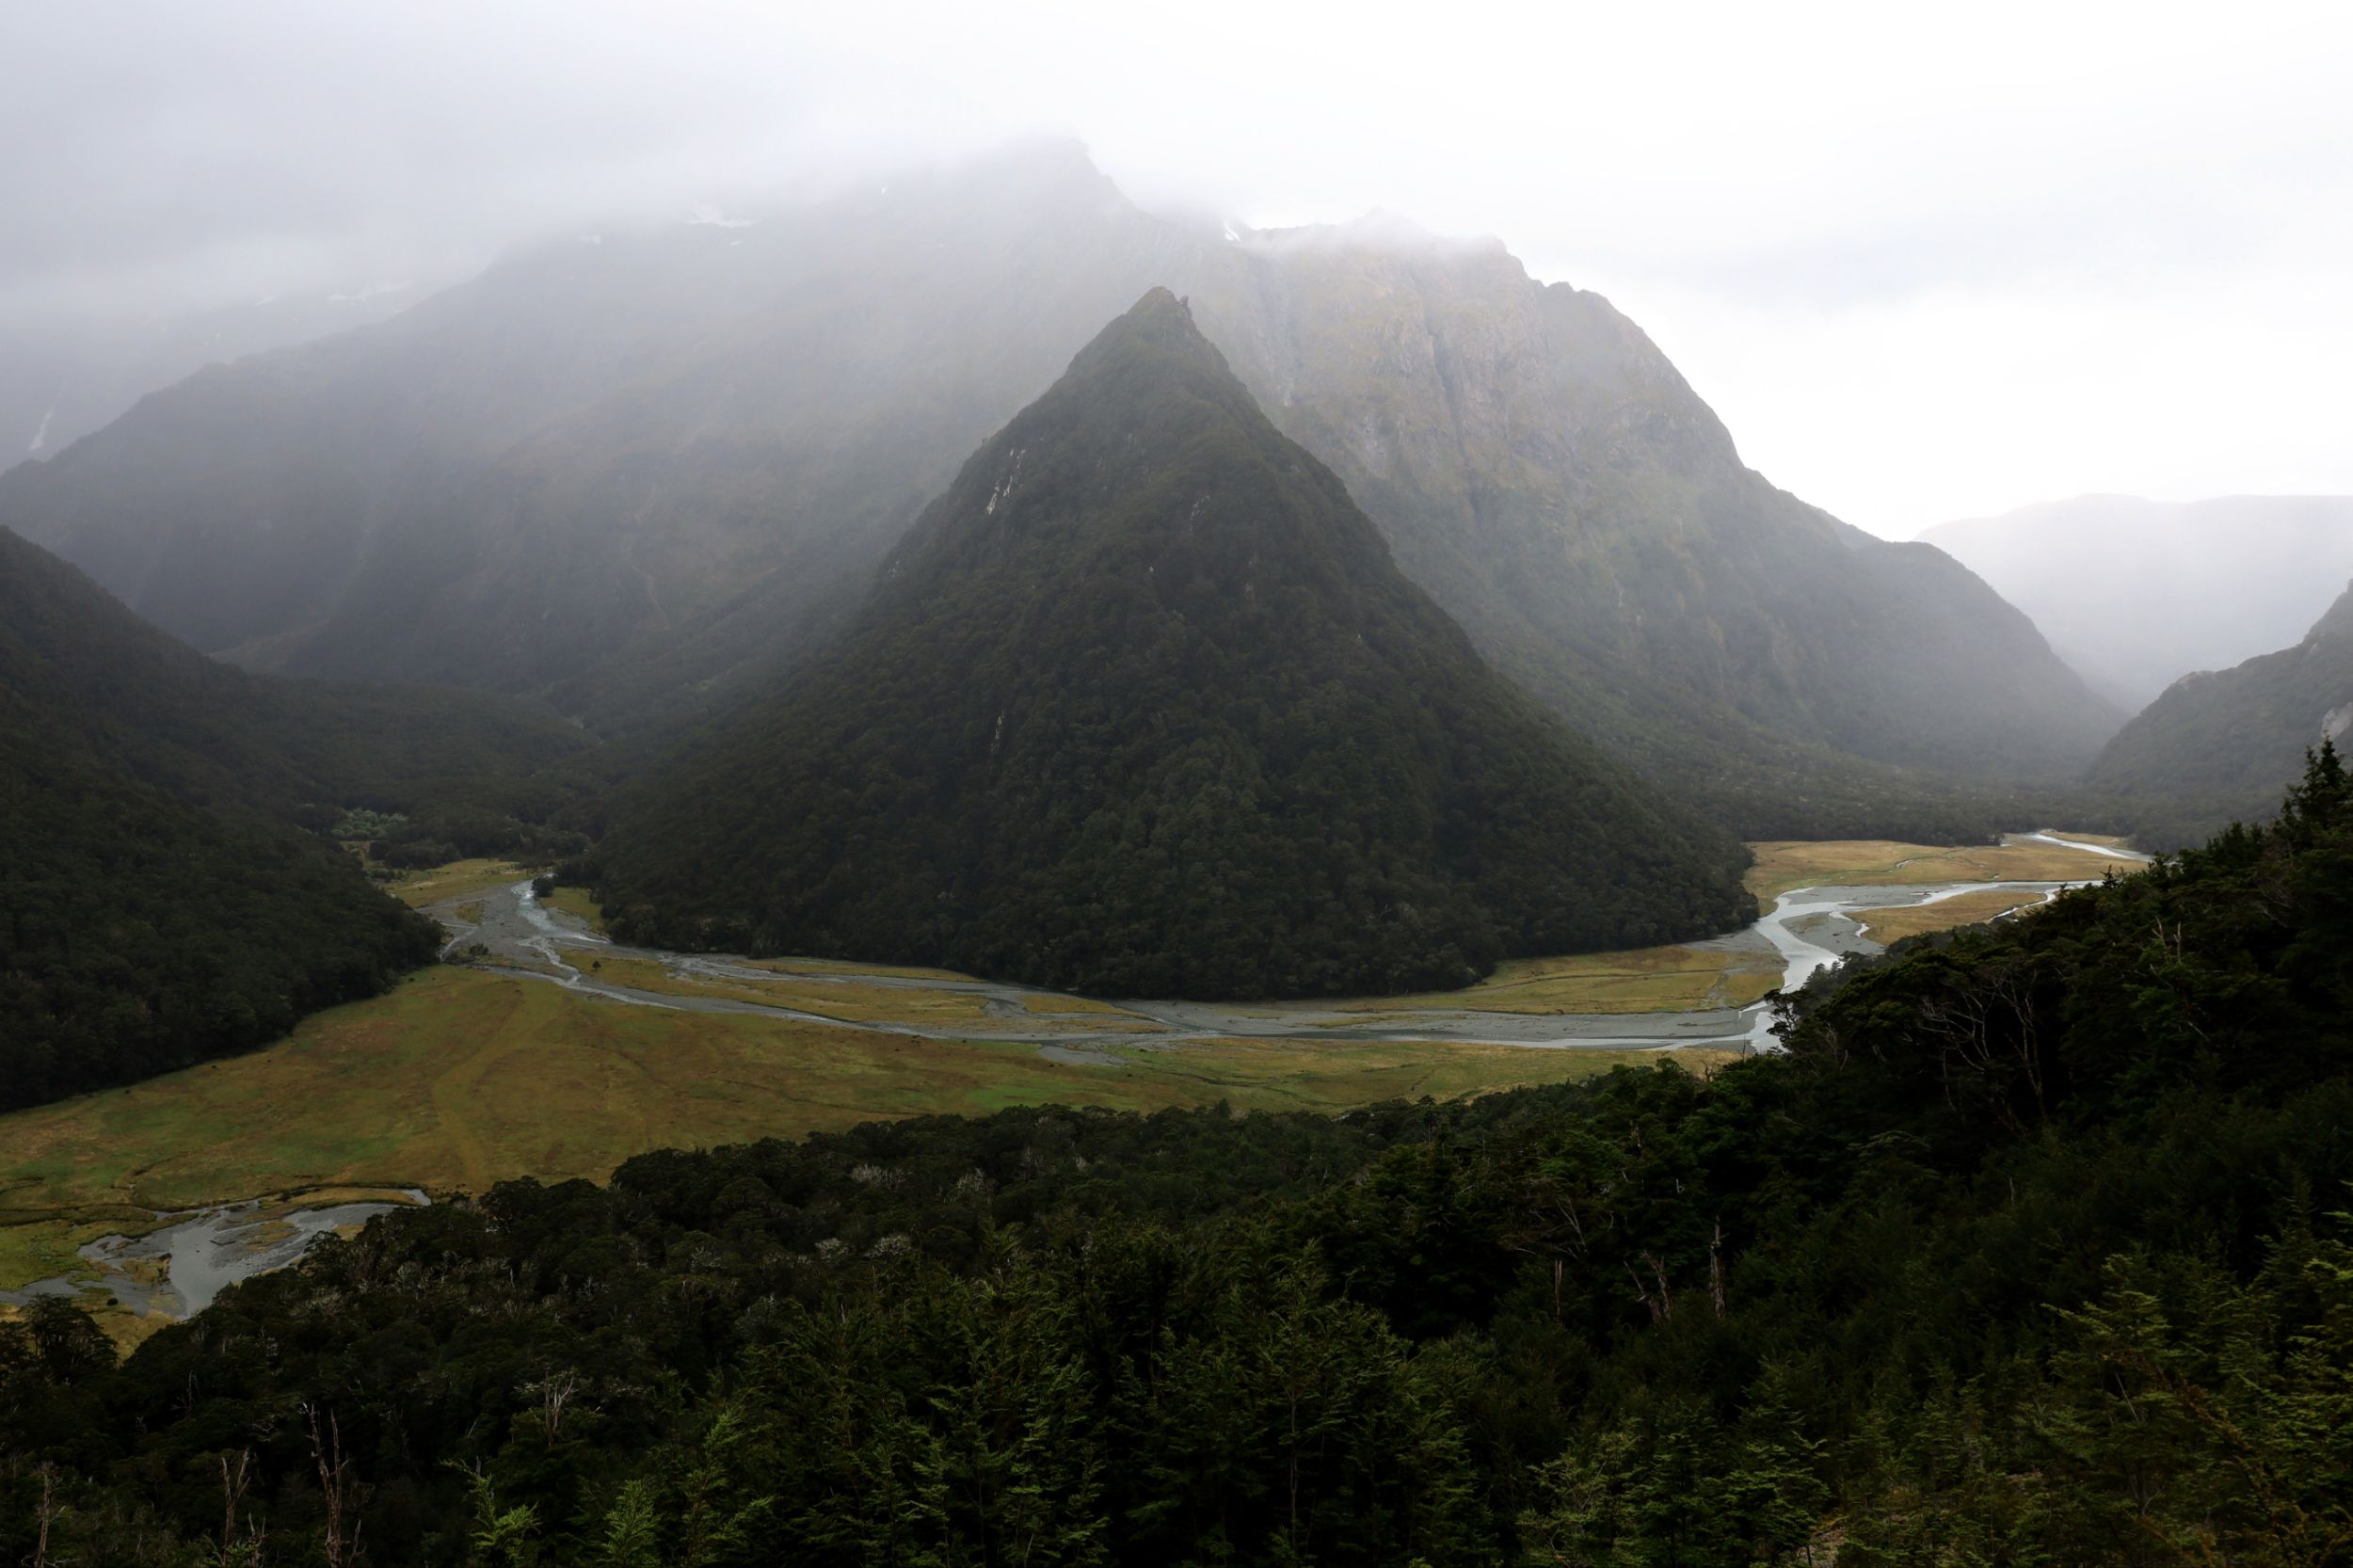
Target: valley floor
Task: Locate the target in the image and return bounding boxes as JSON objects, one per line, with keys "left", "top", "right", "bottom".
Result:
{"left": 0, "top": 830, "right": 2140, "bottom": 1345}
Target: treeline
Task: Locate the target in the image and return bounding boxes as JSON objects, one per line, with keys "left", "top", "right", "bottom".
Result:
{"left": 9, "top": 753, "right": 2353, "bottom": 1562}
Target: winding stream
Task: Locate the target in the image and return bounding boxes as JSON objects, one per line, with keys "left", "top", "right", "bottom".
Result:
{"left": 443, "top": 836, "right": 2150, "bottom": 1058}
{"left": 0, "top": 1191, "right": 428, "bottom": 1320}
{"left": 6, "top": 834, "right": 2144, "bottom": 1325}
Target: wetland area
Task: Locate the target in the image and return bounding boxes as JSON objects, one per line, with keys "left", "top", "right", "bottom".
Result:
{"left": 0, "top": 831, "right": 2143, "bottom": 1340}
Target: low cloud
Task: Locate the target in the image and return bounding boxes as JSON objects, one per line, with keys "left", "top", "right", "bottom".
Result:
{"left": 4, "top": 0, "right": 2346, "bottom": 531}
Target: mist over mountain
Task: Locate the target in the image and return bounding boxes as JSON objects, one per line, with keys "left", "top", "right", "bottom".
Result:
{"left": 1922, "top": 494, "right": 2353, "bottom": 709}
{"left": 0, "top": 288, "right": 420, "bottom": 475}
{"left": 2086, "top": 577, "right": 2353, "bottom": 847}
{"left": 0, "top": 144, "right": 2116, "bottom": 840}
{"left": 596, "top": 291, "right": 1754, "bottom": 996}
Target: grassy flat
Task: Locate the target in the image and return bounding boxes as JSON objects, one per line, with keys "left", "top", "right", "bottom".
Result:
{"left": 584, "top": 952, "right": 1000, "bottom": 1024}
{"left": 381, "top": 857, "right": 534, "bottom": 908}
{"left": 1012, "top": 991, "right": 1141, "bottom": 1016}
{"left": 1745, "top": 838, "right": 2126, "bottom": 900}
{"left": 544, "top": 886, "right": 604, "bottom": 930}
{"left": 751, "top": 954, "right": 980, "bottom": 983}
{"left": 0, "top": 967, "right": 1677, "bottom": 1237}
{"left": 1852, "top": 888, "right": 2048, "bottom": 945}
{"left": 2039, "top": 831, "right": 2137, "bottom": 850}
{"left": 1336, "top": 944, "right": 1780, "bottom": 1016}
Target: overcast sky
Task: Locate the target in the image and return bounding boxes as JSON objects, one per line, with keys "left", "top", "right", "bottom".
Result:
{"left": 5, "top": 0, "right": 2347, "bottom": 536}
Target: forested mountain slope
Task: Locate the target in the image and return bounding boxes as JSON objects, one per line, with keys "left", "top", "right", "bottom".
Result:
{"left": 596, "top": 292, "right": 1754, "bottom": 996}
{"left": 2087, "top": 577, "right": 2353, "bottom": 846}
{"left": 0, "top": 145, "right": 2116, "bottom": 836}
{"left": 11, "top": 754, "right": 2350, "bottom": 1564}
{"left": 1926, "top": 493, "right": 2353, "bottom": 707}
{"left": 0, "top": 523, "right": 594, "bottom": 1109}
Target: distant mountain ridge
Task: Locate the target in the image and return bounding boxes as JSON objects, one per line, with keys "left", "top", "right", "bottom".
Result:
{"left": 1922, "top": 494, "right": 2353, "bottom": 709}
{"left": 0, "top": 143, "right": 2118, "bottom": 837}
{"left": 2086, "top": 576, "right": 2353, "bottom": 847}
{"left": 0, "top": 286, "right": 421, "bottom": 481}
{"left": 595, "top": 292, "right": 1756, "bottom": 997}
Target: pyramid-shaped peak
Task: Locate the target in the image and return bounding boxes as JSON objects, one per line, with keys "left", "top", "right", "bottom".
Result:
{"left": 1059, "top": 286, "right": 1229, "bottom": 382}
{"left": 597, "top": 295, "right": 1754, "bottom": 998}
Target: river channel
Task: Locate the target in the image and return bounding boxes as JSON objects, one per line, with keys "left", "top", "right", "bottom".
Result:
{"left": 7, "top": 835, "right": 2142, "bottom": 1324}
{"left": 435, "top": 833, "right": 2152, "bottom": 1058}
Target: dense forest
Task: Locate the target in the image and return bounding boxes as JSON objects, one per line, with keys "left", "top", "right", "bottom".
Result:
{"left": 0, "top": 523, "right": 595, "bottom": 1109}
{"left": 9, "top": 751, "right": 2349, "bottom": 1563}
{"left": 594, "top": 292, "right": 1755, "bottom": 997}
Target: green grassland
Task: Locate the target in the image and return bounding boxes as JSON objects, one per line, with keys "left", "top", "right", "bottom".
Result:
{"left": 1336, "top": 943, "right": 1781, "bottom": 1016}
{"left": 585, "top": 952, "right": 1004, "bottom": 1025}
{"left": 544, "top": 885, "right": 605, "bottom": 929}
{"left": 0, "top": 966, "right": 1689, "bottom": 1290}
{"left": 1744, "top": 837, "right": 2127, "bottom": 900}
{"left": 584, "top": 952, "right": 1163, "bottom": 1030}
{"left": 1852, "top": 888, "right": 2048, "bottom": 945}
{"left": 381, "top": 857, "right": 536, "bottom": 908}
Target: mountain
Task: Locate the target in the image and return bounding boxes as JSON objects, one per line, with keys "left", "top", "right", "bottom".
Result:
{"left": 594, "top": 292, "right": 1755, "bottom": 997}
{"left": 1173, "top": 222, "right": 2120, "bottom": 787}
{"left": 0, "top": 286, "right": 422, "bottom": 480}
{"left": 2085, "top": 577, "right": 2353, "bottom": 847}
{"left": 1922, "top": 494, "right": 2353, "bottom": 709}
{"left": 0, "top": 143, "right": 2118, "bottom": 834}
{"left": 0, "top": 522, "right": 596, "bottom": 1110}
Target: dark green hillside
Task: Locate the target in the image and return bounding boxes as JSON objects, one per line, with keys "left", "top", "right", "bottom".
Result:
{"left": 0, "top": 525, "right": 593, "bottom": 1109}
{"left": 0, "top": 688, "right": 439, "bottom": 1110}
{"left": 11, "top": 754, "right": 2353, "bottom": 1565}
{"left": 2088, "top": 578, "right": 2353, "bottom": 847}
{"left": 598, "top": 292, "right": 1754, "bottom": 997}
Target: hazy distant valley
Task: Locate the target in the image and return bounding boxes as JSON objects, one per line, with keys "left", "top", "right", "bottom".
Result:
{"left": 1926, "top": 493, "right": 2353, "bottom": 708}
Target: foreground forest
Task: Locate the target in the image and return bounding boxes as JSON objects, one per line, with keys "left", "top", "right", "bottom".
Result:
{"left": 8, "top": 753, "right": 2350, "bottom": 1564}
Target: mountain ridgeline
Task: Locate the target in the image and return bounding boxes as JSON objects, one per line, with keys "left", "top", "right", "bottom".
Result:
{"left": 0, "top": 144, "right": 2118, "bottom": 840}
{"left": 2087, "top": 577, "right": 2353, "bottom": 847}
{"left": 595, "top": 293, "right": 1754, "bottom": 997}
{"left": 0, "top": 522, "right": 596, "bottom": 1110}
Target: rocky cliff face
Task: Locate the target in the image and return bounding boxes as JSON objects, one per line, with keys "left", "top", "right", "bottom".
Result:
{"left": 1176, "top": 223, "right": 2118, "bottom": 778}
